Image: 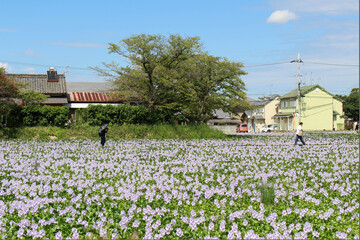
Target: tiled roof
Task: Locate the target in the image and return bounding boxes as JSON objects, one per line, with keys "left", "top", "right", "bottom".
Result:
{"left": 68, "top": 92, "right": 122, "bottom": 103}
{"left": 212, "top": 109, "right": 232, "bottom": 119}
{"left": 66, "top": 82, "right": 113, "bottom": 92}
{"left": 7, "top": 73, "right": 67, "bottom": 94}
{"left": 281, "top": 85, "right": 320, "bottom": 99}
{"left": 280, "top": 84, "right": 343, "bottom": 102}
{"left": 43, "top": 97, "right": 68, "bottom": 104}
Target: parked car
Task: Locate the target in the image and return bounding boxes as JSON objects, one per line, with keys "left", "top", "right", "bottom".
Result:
{"left": 236, "top": 124, "right": 248, "bottom": 133}
{"left": 260, "top": 124, "right": 279, "bottom": 132}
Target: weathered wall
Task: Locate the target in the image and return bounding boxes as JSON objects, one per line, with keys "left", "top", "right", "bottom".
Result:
{"left": 208, "top": 125, "right": 237, "bottom": 134}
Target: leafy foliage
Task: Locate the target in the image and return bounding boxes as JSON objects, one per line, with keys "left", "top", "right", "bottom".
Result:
{"left": 7, "top": 105, "right": 69, "bottom": 127}
{"left": 93, "top": 34, "right": 248, "bottom": 123}
{"left": 17, "top": 90, "right": 49, "bottom": 105}
{"left": 86, "top": 104, "right": 172, "bottom": 126}
{"left": 336, "top": 88, "right": 359, "bottom": 121}
{"left": 0, "top": 68, "right": 19, "bottom": 117}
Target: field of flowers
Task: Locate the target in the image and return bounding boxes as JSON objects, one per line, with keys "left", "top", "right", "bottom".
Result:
{"left": 0, "top": 133, "right": 358, "bottom": 239}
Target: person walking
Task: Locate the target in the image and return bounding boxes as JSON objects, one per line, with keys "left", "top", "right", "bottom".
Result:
{"left": 294, "top": 122, "right": 306, "bottom": 146}
{"left": 99, "top": 124, "right": 109, "bottom": 148}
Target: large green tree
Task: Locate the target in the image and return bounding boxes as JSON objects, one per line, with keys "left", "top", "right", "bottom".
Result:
{"left": 92, "top": 34, "right": 202, "bottom": 109}
{"left": 338, "top": 88, "right": 359, "bottom": 121}
{"left": 0, "top": 68, "right": 19, "bottom": 123}
{"left": 169, "top": 54, "right": 248, "bottom": 122}
{"left": 17, "top": 89, "right": 48, "bottom": 105}
{"left": 93, "top": 34, "right": 249, "bottom": 123}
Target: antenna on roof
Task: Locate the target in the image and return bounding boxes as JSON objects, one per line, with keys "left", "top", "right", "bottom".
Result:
{"left": 64, "top": 66, "right": 69, "bottom": 75}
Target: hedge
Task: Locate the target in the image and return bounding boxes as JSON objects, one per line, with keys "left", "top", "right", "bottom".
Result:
{"left": 7, "top": 105, "right": 69, "bottom": 127}
{"left": 85, "top": 104, "right": 172, "bottom": 125}
{"left": 6, "top": 104, "right": 173, "bottom": 128}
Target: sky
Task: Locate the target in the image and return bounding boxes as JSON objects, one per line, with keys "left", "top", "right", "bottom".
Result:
{"left": 1, "top": 0, "right": 358, "bottom": 99}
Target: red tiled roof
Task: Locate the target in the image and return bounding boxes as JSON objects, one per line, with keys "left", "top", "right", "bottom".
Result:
{"left": 68, "top": 92, "right": 123, "bottom": 103}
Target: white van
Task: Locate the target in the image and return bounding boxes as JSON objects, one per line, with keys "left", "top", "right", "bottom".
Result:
{"left": 260, "top": 124, "right": 279, "bottom": 132}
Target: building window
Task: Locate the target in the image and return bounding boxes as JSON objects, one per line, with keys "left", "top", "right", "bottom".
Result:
{"left": 290, "top": 100, "right": 296, "bottom": 107}
{"left": 282, "top": 101, "right": 288, "bottom": 108}
{"left": 258, "top": 107, "right": 264, "bottom": 113}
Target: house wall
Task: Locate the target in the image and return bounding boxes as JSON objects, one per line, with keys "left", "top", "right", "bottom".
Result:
{"left": 299, "top": 88, "right": 343, "bottom": 131}
{"left": 208, "top": 125, "right": 237, "bottom": 134}
{"left": 333, "top": 98, "right": 344, "bottom": 130}
{"left": 279, "top": 87, "right": 344, "bottom": 131}
{"left": 264, "top": 98, "right": 279, "bottom": 125}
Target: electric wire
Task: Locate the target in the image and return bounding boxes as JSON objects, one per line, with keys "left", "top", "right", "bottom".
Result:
{"left": 303, "top": 61, "right": 359, "bottom": 67}
{"left": 244, "top": 61, "right": 289, "bottom": 68}
{"left": 0, "top": 60, "right": 91, "bottom": 70}
{"left": 0, "top": 59, "right": 358, "bottom": 70}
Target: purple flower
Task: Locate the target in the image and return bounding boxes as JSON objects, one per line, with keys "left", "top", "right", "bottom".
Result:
{"left": 219, "top": 219, "right": 226, "bottom": 232}
{"left": 336, "top": 231, "right": 347, "bottom": 239}
{"left": 99, "top": 228, "right": 107, "bottom": 238}
{"left": 17, "top": 228, "right": 24, "bottom": 238}
{"left": 55, "top": 231, "right": 62, "bottom": 239}
{"left": 132, "top": 219, "right": 140, "bottom": 228}
{"left": 176, "top": 228, "right": 183, "bottom": 237}
{"left": 244, "top": 229, "right": 260, "bottom": 239}
{"left": 208, "top": 221, "right": 214, "bottom": 231}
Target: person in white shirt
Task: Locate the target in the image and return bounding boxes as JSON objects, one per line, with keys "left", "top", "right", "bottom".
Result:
{"left": 294, "top": 122, "right": 306, "bottom": 146}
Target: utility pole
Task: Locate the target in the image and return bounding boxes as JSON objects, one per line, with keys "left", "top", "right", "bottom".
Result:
{"left": 291, "top": 53, "right": 303, "bottom": 122}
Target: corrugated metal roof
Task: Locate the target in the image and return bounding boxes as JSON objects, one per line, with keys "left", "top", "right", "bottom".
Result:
{"left": 7, "top": 73, "right": 67, "bottom": 94}
{"left": 68, "top": 92, "right": 122, "bottom": 103}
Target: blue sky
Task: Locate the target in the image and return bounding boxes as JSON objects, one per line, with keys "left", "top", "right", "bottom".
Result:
{"left": 1, "top": 0, "right": 358, "bottom": 98}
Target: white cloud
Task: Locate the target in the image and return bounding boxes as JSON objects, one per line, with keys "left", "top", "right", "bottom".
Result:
{"left": 24, "top": 48, "right": 43, "bottom": 56}
{"left": 39, "top": 41, "right": 107, "bottom": 48}
{"left": 21, "top": 67, "right": 37, "bottom": 74}
{"left": 0, "top": 62, "right": 13, "bottom": 72}
{"left": 269, "top": 0, "right": 359, "bottom": 15}
{"left": 267, "top": 10, "right": 297, "bottom": 24}
{"left": 0, "top": 28, "right": 15, "bottom": 32}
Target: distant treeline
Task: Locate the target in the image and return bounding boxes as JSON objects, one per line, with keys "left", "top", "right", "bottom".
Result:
{"left": 5, "top": 104, "right": 174, "bottom": 127}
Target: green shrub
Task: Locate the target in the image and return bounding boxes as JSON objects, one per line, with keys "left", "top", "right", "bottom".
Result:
{"left": 260, "top": 183, "right": 275, "bottom": 205}
{"left": 86, "top": 104, "right": 172, "bottom": 125}
{"left": 7, "top": 105, "right": 69, "bottom": 127}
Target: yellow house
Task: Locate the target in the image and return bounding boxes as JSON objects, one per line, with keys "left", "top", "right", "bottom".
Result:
{"left": 274, "top": 85, "right": 344, "bottom": 131}
{"left": 245, "top": 95, "right": 280, "bottom": 132}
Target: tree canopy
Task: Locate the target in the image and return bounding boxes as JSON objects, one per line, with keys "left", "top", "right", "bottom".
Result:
{"left": 0, "top": 68, "right": 19, "bottom": 117}
{"left": 93, "top": 34, "right": 248, "bottom": 122}
{"left": 337, "top": 88, "right": 359, "bottom": 121}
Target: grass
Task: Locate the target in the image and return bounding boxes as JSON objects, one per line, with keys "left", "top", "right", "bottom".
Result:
{"left": 260, "top": 183, "right": 275, "bottom": 205}
{"left": 0, "top": 123, "right": 227, "bottom": 140}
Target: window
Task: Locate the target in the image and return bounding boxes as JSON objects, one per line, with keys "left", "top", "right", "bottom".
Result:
{"left": 290, "top": 100, "right": 296, "bottom": 107}
{"left": 281, "top": 101, "right": 288, "bottom": 108}
{"left": 258, "top": 107, "right": 264, "bottom": 113}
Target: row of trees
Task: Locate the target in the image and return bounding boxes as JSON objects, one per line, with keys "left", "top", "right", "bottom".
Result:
{"left": 92, "top": 34, "right": 249, "bottom": 123}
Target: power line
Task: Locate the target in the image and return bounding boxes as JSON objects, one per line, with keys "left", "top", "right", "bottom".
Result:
{"left": 304, "top": 61, "right": 359, "bottom": 67}
{"left": 1, "top": 59, "right": 358, "bottom": 70}
{"left": 244, "top": 61, "right": 289, "bottom": 68}
{"left": 0, "top": 60, "right": 91, "bottom": 71}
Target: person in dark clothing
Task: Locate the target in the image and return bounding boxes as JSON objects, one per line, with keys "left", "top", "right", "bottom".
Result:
{"left": 99, "top": 127, "right": 108, "bottom": 148}
{"left": 294, "top": 122, "right": 306, "bottom": 146}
